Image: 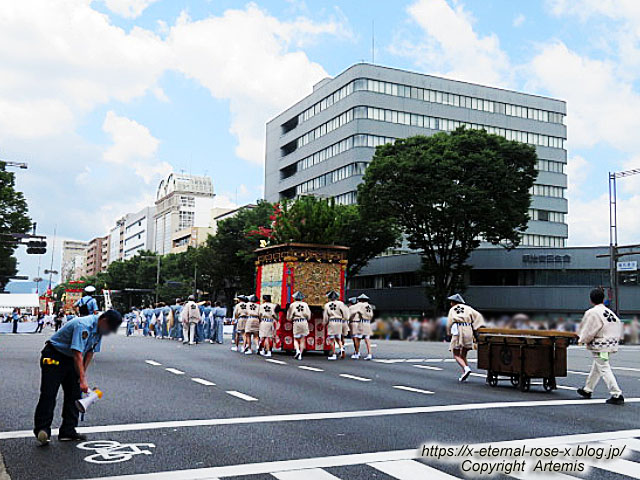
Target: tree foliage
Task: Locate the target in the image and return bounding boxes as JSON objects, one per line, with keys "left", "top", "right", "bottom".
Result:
{"left": 358, "top": 128, "right": 537, "bottom": 313}
{"left": 0, "top": 162, "right": 31, "bottom": 290}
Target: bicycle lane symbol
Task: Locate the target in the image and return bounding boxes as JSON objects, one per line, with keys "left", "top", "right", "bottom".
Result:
{"left": 77, "top": 440, "right": 156, "bottom": 464}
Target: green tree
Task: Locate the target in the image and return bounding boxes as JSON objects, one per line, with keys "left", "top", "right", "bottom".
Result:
{"left": 358, "top": 128, "right": 537, "bottom": 313}
{"left": 0, "top": 162, "right": 32, "bottom": 290}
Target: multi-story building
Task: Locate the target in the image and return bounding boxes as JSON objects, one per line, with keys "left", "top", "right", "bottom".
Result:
{"left": 84, "top": 236, "right": 109, "bottom": 277}
{"left": 61, "top": 240, "right": 88, "bottom": 282}
{"left": 171, "top": 226, "right": 214, "bottom": 254}
{"left": 265, "top": 63, "right": 567, "bottom": 248}
{"left": 212, "top": 204, "right": 257, "bottom": 225}
{"left": 100, "top": 236, "right": 109, "bottom": 272}
{"left": 123, "top": 206, "right": 155, "bottom": 259}
{"left": 107, "top": 217, "right": 127, "bottom": 265}
{"left": 153, "top": 173, "right": 215, "bottom": 255}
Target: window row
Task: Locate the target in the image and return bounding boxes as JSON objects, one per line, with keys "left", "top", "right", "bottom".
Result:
{"left": 537, "top": 159, "right": 566, "bottom": 174}
{"left": 528, "top": 209, "right": 566, "bottom": 223}
{"left": 297, "top": 82, "right": 355, "bottom": 125}
{"left": 295, "top": 162, "right": 368, "bottom": 195}
{"left": 297, "top": 109, "right": 354, "bottom": 149}
{"left": 357, "top": 78, "right": 564, "bottom": 124}
{"left": 293, "top": 134, "right": 395, "bottom": 173}
{"left": 531, "top": 184, "right": 566, "bottom": 198}
{"left": 361, "top": 106, "right": 566, "bottom": 149}
{"left": 520, "top": 234, "right": 566, "bottom": 248}
{"left": 333, "top": 191, "right": 358, "bottom": 206}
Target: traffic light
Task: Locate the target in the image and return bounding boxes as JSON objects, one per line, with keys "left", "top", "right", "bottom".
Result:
{"left": 27, "top": 240, "right": 46, "bottom": 254}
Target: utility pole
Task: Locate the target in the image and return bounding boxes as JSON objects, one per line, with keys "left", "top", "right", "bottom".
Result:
{"left": 606, "top": 168, "right": 640, "bottom": 315}
{"left": 155, "top": 255, "right": 161, "bottom": 305}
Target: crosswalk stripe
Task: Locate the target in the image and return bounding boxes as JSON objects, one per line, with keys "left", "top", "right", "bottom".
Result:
{"left": 567, "top": 370, "right": 589, "bottom": 376}
{"left": 272, "top": 468, "right": 341, "bottom": 480}
{"left": 369, "top": 459, "right": 459, "bottom": 479}
{"left": 613, "top": 366, "right": 640, "bottom": 372}
{"left": 413, "top": 364, "right": 443, "bottom": 371}
{"left": 406, "top": 358, "right": 425, "bottom": 362}
{"left": 226, "top": 391, "right": 258, "bottom": 402}
{"left": 165, "top": 368, "right": 184, "bottom": 375}
{"left": 605, "top": 438, "right": 640, "bottom": 452}
{"left": 145, "top": 360, "right": 162, "bottom": 366}
{"left": 298, "top": 366, "right": 324, "bottom": 372}
{"left": 393, "top": 386, "right": 434, "bottom": 395}
{"left": 509, "top": 470, "right": 575, "bottom": 479}
{"left": 339, "top": 374, "right": 372, "bottom": 382}
{"left": 588, "top": 458, "right": 640, "bottom": 479}
{"left": 265, "top": 358, "right": 287, "bottom": 365}
{"left": 425, "top": 359, "right": 444, "bottom": 362}
{"left": 191, "top": 378, "right": 215, "bottom": 386}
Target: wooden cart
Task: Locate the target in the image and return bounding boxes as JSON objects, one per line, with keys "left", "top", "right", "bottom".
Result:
{"left": 477, "top": 328, "right": 578, "bottom": 392}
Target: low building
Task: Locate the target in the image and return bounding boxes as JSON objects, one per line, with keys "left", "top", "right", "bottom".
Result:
{"left": 348, "top": 246, "right": 640, "bottom": 319}
{"left": 170, "top": 226, "right": 214, "bottom": 254}
{"left": 212, "top": 204, "right": 257, "bottom": 225}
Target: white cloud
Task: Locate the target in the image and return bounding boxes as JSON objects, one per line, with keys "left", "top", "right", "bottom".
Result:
{"left": 167, "top": 4, "right": 347, "bottom": 164}
{"left": 389, "top": 0, "right": 512, "bottom": 87}
{"left": 513, "top": 13, "right": 525, "bottom": 27}
{"left": 102, "top": 0, "right": 160, "bottom": 19}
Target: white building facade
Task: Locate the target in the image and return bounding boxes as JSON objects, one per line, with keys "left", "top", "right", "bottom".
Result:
{"left": 123, "top": 206, "right": 156, "bottom": 259}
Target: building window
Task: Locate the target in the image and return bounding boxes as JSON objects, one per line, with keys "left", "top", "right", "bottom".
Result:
{"left": 178, "top": 211, "right": 194, "bottom": 230}
{"left": 531, "top": 185, "right": 566, "bottom": 198}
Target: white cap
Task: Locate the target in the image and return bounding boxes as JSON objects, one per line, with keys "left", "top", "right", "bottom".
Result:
{"left": 84, "top": 286, "right": 96, "bottom": 294}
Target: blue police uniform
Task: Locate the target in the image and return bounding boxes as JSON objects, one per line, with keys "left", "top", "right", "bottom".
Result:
{"left": 142, "top": 308, "right": 153, "bottom": 336}
{"left": 195, "top": 304, "right": 205, "bottom": 343}
{"left": 212, "top": 306, "right": 226, "bottom": 344}
{"left": 74, "top": 295, "right": 98, "bottom": 316}
{"left": 126, "top": 313, "right": 135, "bottom": 336}
{"left": 34, "top": 315, "right": 103, "bottom": 438}
{"left": 203, "top": 305, "right": 213, "bottom": 340}
{"left": 170, "top": 304, "right": 183, "bottom": 339}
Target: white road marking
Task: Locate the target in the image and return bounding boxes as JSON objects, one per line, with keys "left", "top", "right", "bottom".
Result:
{"left": 425, "top": 359, "right": 444, "bottom": 362}
{"left": 265, "top": 358, "right": 287, "bottom": 365}
{"left": 2, "top": 400, "right": 639, "bottom": 440}
{"left": 272, "top": 468, "right": 341, "bottom": 480}
{"left": 145, "top": 360, "right": 161, "bottom": 366}
{"left": 613, "top": 366, "right": 640, "bottom": 372}
{"left": 225, "top": 391, "right": 258, "bottom": 402}
{"left": 369, "top": 459, "right": 459, "bottom": 479}
{"left": 76, "top": 429, "right": 640, "bottom": 480}
{"left": 443, "top": 359, "right": 456, "bottom": 363}
{"left": 298, "top": 366, "right": 324, "bottom": 372}
{"left": 413, "top": 365, "right": 443, "bottom": 371}
{"left": 191, "top": 378, "right": 215, "bottom": 386}
{"left": 165, "top": 368, "right": 184, "bottom": 375}
{"left": 568, "top": 370, "right": 589, "bottom": 376}
{"left": 393, "top": 386, "right": 434, "bottom": 395}
{"left": 406, "top": 358, "right": 425, "bottom": 362}
{"left": 339, "top": 374, "right": 372, "bottom": 382}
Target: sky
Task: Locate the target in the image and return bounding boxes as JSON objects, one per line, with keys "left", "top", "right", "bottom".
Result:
{"left": 3, "top": 0, "right": 640, "bottom": 281}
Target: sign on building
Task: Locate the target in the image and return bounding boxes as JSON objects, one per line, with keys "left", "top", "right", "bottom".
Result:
{"left": 617, "top": 261, "right": 638, "bottom": 272}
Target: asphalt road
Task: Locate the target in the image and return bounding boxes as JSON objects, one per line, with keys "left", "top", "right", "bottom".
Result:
{"left": 1, "top": 330, "right": 639, "bottom": 480}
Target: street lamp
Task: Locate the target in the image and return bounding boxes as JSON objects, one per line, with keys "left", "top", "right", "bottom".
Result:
{"left": 1, "top": 160, "right": 28, "bottom": 169}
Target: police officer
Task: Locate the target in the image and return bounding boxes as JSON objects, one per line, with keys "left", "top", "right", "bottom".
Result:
{"left": 33, "top": 310, "right": 122, "bottom": 446}
{"left": 74, "top": 286, "right": 99, "bottom": 316}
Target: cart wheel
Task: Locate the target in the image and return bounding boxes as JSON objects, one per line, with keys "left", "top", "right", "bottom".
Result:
{"left": 510, "top": 375, "right": 519, "bottom": 387}
{"left": 487, "top": 372, "right": 498, "bottom": 387}
{"left": 543, "top": 377, "right": 557, "bottom": 392}
{"left": 519, "top": 376, "right": 531, "bottom": 392}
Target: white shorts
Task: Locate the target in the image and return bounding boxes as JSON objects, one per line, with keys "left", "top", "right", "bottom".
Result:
{"left": 293, "top": 334, "right": 306, "bottom": 339}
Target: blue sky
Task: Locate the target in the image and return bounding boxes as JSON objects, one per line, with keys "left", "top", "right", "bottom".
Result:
{"left": 3, "top": 0, "right": 640, "bottom": 279}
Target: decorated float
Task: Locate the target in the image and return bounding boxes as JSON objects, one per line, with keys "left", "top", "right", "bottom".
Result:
{"left": 255, "top": 243, "right": 348, "bottom": 353}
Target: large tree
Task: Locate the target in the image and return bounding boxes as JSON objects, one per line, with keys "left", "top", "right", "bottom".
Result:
{"left": 358, "top": 128, "right": 537, "bottom": 313}
{"left": 0, "top": 162, "right": 32, "bottom": 290}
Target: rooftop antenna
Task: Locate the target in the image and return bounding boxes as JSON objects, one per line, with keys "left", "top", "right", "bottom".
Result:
{"left": 371, "top": 19, "right": 375, "bottom": 64}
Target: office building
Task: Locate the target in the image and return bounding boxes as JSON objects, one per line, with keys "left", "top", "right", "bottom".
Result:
{"left": 265, "top": 63, "right": 567, "bottom": 248}
{"left": 123, "top": 206, "right": 155, "bottom": 259}
{"left": 108, "top": 217, "right": 126, "bottom": 265}
{"left": 84, "top": 236, "right": 109, "bottom": 277}
{"left": 61, "top": 240, "right": 88, "bottom": 282}
{"left": 154, "top": 173, "right": 215, "bottom": 254}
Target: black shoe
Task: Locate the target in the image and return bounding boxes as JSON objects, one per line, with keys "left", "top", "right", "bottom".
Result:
{"left": 58, "top": 432, "right": 87, "bottom": 442}
{"left": 606, "top": 395, "right": 624, "bottom": 405}
{"left": 577, "top": 388, "right": 592, "bottom": 399}
{"left": 35, "top": 430, "right": 50, "bottom": 446}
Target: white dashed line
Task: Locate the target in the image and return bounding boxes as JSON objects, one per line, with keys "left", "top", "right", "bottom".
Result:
{"left": 265, "top": 358, "right": 287, "bottom": 365}
{"left": 339, "top": 374, "right": 372, "bottom": 382}
{"left": 165, "top": 368, "right": 185, "bottom": 375}
{"left": 298, "top": 366, "right": 324, "bottom": 372}
{"left": 413, "top": 364, "right": 443, "bottom": 371}
{"left": 226, "top": 391, "right": 258, "bottom": 402}
{"left": 393, "top": 385, "right": 434, "bottom": 395}
{"left": 145, "top": 360, "right": 162, "bottom": 366}
{"left": 191, "top": 378, "right": 216, "bottom": 386}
